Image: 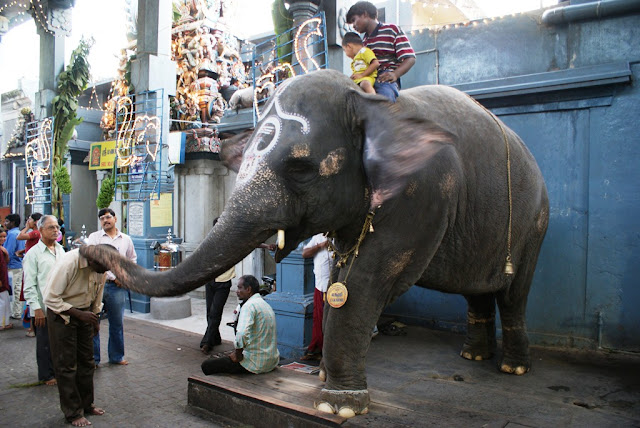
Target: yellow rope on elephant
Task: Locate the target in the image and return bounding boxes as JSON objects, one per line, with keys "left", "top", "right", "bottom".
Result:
{"left": 465, "top": 94, "right": 514, "bottom": 275}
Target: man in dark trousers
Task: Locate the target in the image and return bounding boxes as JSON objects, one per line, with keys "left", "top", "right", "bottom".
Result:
{"left": 44, "top": 245, "right": 115, "bottom": 427}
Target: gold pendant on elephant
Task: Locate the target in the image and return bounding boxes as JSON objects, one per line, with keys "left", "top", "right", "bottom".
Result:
{"left": 327, "top": 282, "right": 348, "bottom": 308}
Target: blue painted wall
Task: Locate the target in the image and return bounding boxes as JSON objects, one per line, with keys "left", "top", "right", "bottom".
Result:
{"left": 380, "top": 6, "right": 640, "bottom": 352}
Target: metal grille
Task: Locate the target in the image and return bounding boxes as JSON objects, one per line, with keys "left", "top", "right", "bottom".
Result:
{"left": 114, "top": 89, "right": 173, "bottom": 201}
{"left": 251, "top": 12, "right": 329, "bottom": 125}
{"left": 24, "top": 117, "right": 54, "bottom": 205}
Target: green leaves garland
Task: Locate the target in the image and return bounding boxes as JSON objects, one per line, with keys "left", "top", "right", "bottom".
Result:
{"left": 96, "top": 175, "right": 115, "bottom": 209}
{"left": 50, "top": 37, "right": 93, "bottom": 219}
{"left": 53, "top": 165, "right": 72, "bottom": 194}
{"left": 272, "top": 0, "right": 293, "bottom": 65}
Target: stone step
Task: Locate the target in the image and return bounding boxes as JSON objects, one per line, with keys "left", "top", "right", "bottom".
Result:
{"left": 188, "top": 372, "right": 347, "bottom": 427}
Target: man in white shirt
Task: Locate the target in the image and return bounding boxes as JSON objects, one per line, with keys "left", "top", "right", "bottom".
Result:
{"left": 301, "top": 233, "right": 331, "bottom": 360}
{"left": 22, "top": 215, "right": 64, "bottom": 385}
{"left": 86, "top": 208, "right": 137, "bottom": 366}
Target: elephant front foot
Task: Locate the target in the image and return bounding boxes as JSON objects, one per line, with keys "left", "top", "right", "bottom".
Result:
{"left": 460, "top": 313, "right": 496, "bottom": 361}
{"left": 499, "top": 326, "right": 530, "bottom": 375}
{"left": 314, "top": 388, "right": 370, "bottom": 418}
{"left": 499, "top": 360, "right": 530, "bottom": 375}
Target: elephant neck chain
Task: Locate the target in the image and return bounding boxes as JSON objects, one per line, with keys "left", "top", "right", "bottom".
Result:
{"left": 326, "top": 210, "right": 376, "bottom": 286}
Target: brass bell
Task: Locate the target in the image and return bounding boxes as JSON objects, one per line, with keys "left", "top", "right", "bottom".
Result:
{"left": 504, "top": 257, "right": 514, "bottom": 275}
{"left": 369, "top": 223, "right": 374, "bottom": 233}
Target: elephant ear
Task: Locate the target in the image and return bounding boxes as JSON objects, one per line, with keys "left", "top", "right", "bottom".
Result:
{"left": 357, "top": 94, "right": 456, "bottom": 209}
{"left": 219, "top": 129, "right": 254, "bottom": 172}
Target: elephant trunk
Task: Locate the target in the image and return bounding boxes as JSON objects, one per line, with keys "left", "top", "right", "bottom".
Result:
{"left": 79, "top": 207, "right": 275, "bottom": 297}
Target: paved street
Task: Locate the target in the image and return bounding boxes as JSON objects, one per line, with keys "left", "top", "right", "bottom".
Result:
{"left": 2, "top": 295, "right": 639, "bottom": 428}
{"left": 0, "top": 314, "right": 234, "bottom": 428}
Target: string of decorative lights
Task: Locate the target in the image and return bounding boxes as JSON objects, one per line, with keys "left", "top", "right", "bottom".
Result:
{"left": 401, "top": 0, "right": 451, "bottom": 9}
{"left": 25, "top": 118, "right": 53, "bottom": 204}
{"left": 83, "top": 85, "right": 104, "bottom": 112}
{"left": 29, "top": 0, "right": 54, "bottom": 34}
{"left": 113, "top": 96, "right": 160, "bottom": 167}
{"left": 0, "top": 0, "right": 28, "bottom": 15}
{"left": 404, "top": 10, "right": 530, "bottom": 34}
{"left": 294, "top": 17, "right": 323, "bottom": 74}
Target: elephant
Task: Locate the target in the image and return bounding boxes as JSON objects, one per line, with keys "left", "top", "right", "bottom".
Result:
{"left": 81, "top": 69, "right": 549, "bottom": 418}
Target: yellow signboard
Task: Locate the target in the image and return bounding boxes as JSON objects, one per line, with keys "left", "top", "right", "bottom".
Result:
{"left": 150, "top": 193, "right": 173, "bottom": 228}
{"left": 89, "top": 140, "right": 117, "bottom": 170}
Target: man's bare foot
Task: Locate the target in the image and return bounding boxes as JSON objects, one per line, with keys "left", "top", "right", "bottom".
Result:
{"left": 110, "top": 360, "right": 128, "bottom": 365}
{"left": 87, "top": 407, "right": 105, "bottom": 416}
{"left": 70, "top": 416, "right": 91, "bottom": 426}
{"left": 44, "top": 378, "right": 57, "bottom": 386}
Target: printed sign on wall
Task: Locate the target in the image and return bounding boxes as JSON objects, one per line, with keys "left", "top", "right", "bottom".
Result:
{"left": 89, "top": 140, "right": 117, "bottom": 170}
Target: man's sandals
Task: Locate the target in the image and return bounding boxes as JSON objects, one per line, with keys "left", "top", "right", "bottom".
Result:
{"left": 300, "top": 351, "right": 322, "bottom": 361}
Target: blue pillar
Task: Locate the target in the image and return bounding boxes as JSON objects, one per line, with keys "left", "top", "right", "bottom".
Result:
{"left": 127, "top": 199, "right": 180, "bottom": 313}
{"left": 265, "top": 249, "right": 315, "bottom": 360}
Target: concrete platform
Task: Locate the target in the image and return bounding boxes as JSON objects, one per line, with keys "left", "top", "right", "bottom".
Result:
{"left": 188, "top": 324, "right": 640, "bottom": 427}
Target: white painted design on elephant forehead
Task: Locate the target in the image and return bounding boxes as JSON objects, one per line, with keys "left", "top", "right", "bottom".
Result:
{"left": 258, "top": 79, "right": 310, "bottom": 135}
{"left": 236, "top": 116, "right": 282, "bottom": 185}
{"left": 274, "top": 98, "right": 310, "bottom": 134}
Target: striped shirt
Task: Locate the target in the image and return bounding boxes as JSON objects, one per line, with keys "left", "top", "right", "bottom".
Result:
{"left": 363, "top": 23, "right": 415, "bottom": 73}
{"left": 235, "top": 293, "right": 279, "bottom": 374}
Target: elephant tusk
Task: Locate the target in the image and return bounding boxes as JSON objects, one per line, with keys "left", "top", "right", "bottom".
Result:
{"left": 277, "top": 229, "right": 285, "bottom": 249}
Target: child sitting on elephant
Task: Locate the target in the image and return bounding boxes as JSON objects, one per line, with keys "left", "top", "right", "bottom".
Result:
{"left": 342, "top": 32, "right": 379, "bottom": 95}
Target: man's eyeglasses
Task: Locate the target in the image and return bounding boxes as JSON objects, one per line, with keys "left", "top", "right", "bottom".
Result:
{"left": 99, "top": 214, "right": 114, "bottom": 221}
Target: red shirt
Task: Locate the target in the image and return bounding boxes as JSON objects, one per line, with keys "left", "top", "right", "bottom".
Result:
{"left": 0, "top": 249, "right": 8, "bottom": 293}
{"left": 25, "top": 230, "right": 40, "bottom": 254}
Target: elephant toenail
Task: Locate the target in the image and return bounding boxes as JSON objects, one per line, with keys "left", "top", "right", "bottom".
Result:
{"left": 316, "top": 402, "right": 335, "bottom": 414}
{"left": 338, "top": 407, "right": 356, "bottom": 418}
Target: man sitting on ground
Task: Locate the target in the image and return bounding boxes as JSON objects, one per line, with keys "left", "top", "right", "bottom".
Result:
{"left": 201, "top": 275, "right": 279, "bottom": 375}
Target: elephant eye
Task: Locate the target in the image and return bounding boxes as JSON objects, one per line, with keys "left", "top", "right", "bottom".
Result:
{"left": 285, "top": 158, "right": 317, "bottom": 185}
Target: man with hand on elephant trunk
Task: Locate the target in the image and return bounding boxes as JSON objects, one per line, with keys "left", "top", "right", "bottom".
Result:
{"left": 347, "top": 1, "right": 416, "bottom": 102}
{"left": 201, "top": 275, "right": 279, "bottom": 375}
{"left": 43, "top": 245, "right": 117, "bottom": 427}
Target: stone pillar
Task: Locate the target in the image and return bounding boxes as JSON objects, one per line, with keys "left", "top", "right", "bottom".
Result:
{"left": 34, "top": 20, "right": 66, "bottom": 119}
{"left": 174, "top": 159, "right": 230, "bottom": 255}
{"left": 127, "top": 0, "right": 185, "bottom": 317}
{"left": 131, "top": 0, "right": 177, "bottom": 146}
{"left": 289, "top": 1, "right": 320, "bottom": 27}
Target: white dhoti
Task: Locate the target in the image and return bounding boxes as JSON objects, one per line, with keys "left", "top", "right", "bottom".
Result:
{"left": 0, "top": 290, "right": 11, "bottom": 328}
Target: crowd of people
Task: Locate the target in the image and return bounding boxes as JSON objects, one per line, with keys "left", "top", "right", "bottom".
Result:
{"left": 0, "top": 209, "right": 283, "bottom": 425}
{"left": 0, "top": 210, "right": 131, "bottom": 426}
